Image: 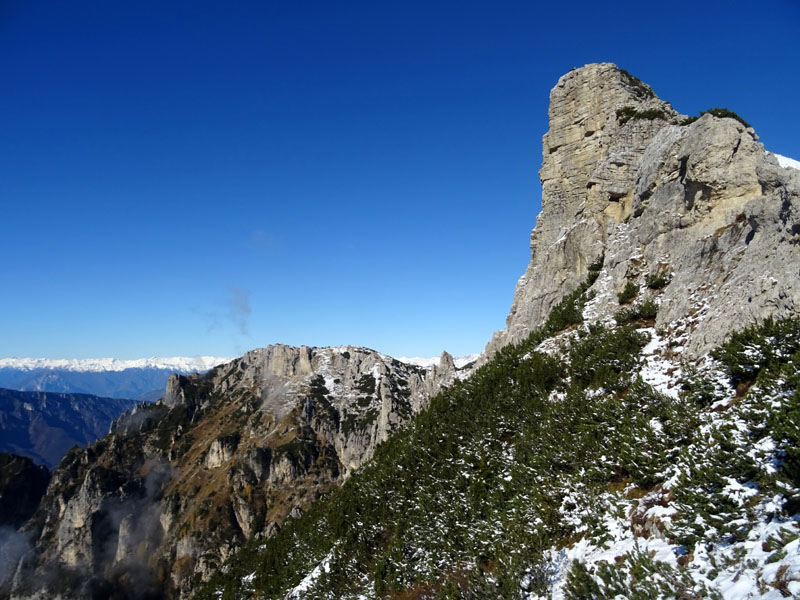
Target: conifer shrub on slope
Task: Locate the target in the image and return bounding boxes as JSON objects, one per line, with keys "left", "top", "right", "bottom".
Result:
{"left": 198, "top": 276, "right": 800, "bottom": 599}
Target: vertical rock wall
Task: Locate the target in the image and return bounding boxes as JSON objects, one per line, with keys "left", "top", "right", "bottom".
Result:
{"left": 487, "top": 62, "right": 800, "bottom": 359}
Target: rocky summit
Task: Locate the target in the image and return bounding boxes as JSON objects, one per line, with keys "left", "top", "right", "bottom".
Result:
{"left": 2, "top": 63, "right": 800, "bottom": 600}
{"left": 487, "top": 62, "right": 800, "bottom": 360}
{"left": 4, "top": 344, "right": 459, "bottom": 599}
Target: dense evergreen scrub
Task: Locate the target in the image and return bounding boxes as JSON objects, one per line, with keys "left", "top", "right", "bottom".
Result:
{"left": 616, "top": 107, "right": 670, "bottom": 125}
{"left": 680, "top": 107, "right": 751, "bottom": 128}
{"left": 560, "top": 316, "right": 800, "bottom": 599}
{"left": 198, "top": 272, "right": 800, "bottom": 599}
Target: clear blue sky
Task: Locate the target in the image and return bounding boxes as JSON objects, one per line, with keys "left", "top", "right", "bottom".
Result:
{"left": 1, "top": 0, "right": 798, "bottom": 359}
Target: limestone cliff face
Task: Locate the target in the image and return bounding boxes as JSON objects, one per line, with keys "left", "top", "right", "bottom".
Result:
{"left": 8, "top": 345, "right": 457, "bottom": 600}
{"left": 488, "top": 62, "right": 800, "bottom": 358}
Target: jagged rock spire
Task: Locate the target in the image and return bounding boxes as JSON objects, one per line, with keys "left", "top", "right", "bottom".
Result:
{"left": 487, "top": 62, "right": 800, "bottom": 358}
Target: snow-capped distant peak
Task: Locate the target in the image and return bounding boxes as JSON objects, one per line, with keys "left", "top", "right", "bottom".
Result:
{"left": 0, "top": 356, "right": 233, "bottom": 373}
{"left": 771, "top": 152, "right": 800, "bottom": 171}
{"left": 397, "top": 354, "right": 480, "bottom": 369}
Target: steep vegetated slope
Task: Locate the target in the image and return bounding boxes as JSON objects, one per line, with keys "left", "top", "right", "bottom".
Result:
{"left": 0, "top": 389, "right": 139, "bottom": 468}
{"left": 199, "top": 275, "right": 800, "bottom": 599}
{"left": 3, "top": 346, "right": 459, "bottom": 599}
{"left": 0, "top": 454, "right": 50, "bottom": 595}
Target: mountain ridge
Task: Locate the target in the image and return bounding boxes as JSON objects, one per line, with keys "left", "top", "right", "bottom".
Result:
{"left": 0, "top": 356, "right": 231, "bottom": 373}
{"left": 0, "top": 357, "right": 234, "bottom": 402}
{"left": 3, "top": 344, "right": 460, "bottom": 599}
{"left": 396, "top": 354, "right": 479, "bottom": 369}
{"left": 0, "top": 388, "right": 139, "bottom": 468}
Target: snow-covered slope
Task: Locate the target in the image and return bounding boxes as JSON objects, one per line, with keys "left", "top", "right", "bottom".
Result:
{"left": 771, "top": 152, "right": 800, "bottom": 171}
{"left": 0, "top": 356, "right": 231, "bottom": 372}
{"left": 204, "top": 294, "right": 800, "bottom": 600}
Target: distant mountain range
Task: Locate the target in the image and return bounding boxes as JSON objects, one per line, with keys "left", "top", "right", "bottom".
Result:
{"left": 0, "top": 388, "right": 140, "bottom": 468}
{"left": 0, "top": 355, "right": 474, "bottom": 401}
{"left": 0, "top": 356, "right": 231, "bottom": 401}
{"left": 0, "top": 356, "right": 230, "bottom": 372}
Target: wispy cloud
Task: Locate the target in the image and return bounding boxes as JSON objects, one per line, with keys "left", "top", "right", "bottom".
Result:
{"left": 203, "top": 286, "right": 253, "bottom": 339}
{"left": 225, "top": 286, "right": 251, "bottom": 336}
{"left": 247, "top": 229, "right": 277, "bottom": 250}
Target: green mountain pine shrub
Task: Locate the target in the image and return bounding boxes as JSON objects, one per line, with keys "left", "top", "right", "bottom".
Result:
{"left": 198, "top": 283, "right": 800, "bottom": 600}
{"left": 679, "top": 108, "right": 750, "bottom": 128}
{"left": 711, "top": 317, "right": 800, "bottom": 386}
{"left": 645, "top": 269, "right": 671, "bottom": 290}
{"left": 614, "top": 299, "right": 658, "bottom": 325}
{"left": 701, "top": 107, "right": 751, "bottom": 128}
{"left": 617, "top": 281, "right": 638, "bottom": 304}
{"left": 616, "top": 106, "right": 669, "bottom": 125}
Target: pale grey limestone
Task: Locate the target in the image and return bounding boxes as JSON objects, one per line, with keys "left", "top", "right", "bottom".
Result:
{"left": 487, "top": 63, "right": 800, "bottom": 360}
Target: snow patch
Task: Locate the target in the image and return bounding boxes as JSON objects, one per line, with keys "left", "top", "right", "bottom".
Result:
{"left": 285, "top": 551, "right": 334, "bottom": 599}
{"left": 771, "top": 152, "right": 800, "bottom": 171}
{"left": 639, "top": 327, "right": 682, "bottom": 398}
{"left": 397, "top": 354, "right": 479, "bottom": 369}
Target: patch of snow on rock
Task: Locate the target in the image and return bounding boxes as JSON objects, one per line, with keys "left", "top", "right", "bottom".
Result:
{"left": 771, "top": 152, "right": 800, "bottom": 171}
{"left": 285, "top": 551, "right": 334, "bottom": 599}
{"left": 638, "top": 327, "right": 682, "bottom": 398}
{"left": 398, "top": 354, "right": 479, "bottom": 369}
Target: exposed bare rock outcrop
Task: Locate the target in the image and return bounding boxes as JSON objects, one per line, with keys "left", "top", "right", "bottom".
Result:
{"left": 487, "top": 62, "right": 800, "bottom": 359}
{"left": 7, "top": 345, "right": 457, "bottom": 599}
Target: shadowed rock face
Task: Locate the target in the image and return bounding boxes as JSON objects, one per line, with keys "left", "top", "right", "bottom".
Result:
{"left": 0, "top": 366, "right": 188, "bottom": 402}
{"left": 7, "top": 345, "right": 457, "bottom": 599}
{"left": 487, "top": 62, "right": 800, "bottom": 360}
{"left": 0, "top": 453, "right": 49, "bottom": 529}
{"left": 0, "top": 388, "right": 138, "bottom": 468}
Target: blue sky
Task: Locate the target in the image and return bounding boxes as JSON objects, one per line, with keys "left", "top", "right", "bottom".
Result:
{"left": 1, "top": 0, "right": 798, "bottom": 359}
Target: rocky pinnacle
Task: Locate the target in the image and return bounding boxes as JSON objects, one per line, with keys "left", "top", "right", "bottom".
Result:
{"left": 486, "top": 62, "right": 800, "bottom": 359}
